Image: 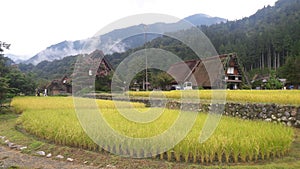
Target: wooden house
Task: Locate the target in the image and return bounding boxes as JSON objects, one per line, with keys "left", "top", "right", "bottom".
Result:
{"left": 167, "top": 53, "right": 247, "bottom": 89}
{"left": 47, "top": 50, "right": 114, "bottom": 95}
{"left": 46, "top": 75, "right": 72, "bottom": 95}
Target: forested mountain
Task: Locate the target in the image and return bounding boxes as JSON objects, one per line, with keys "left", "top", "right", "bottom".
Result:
{"left": 19, "top": 55, "right": 78, "bottom": 80}
{"left": 201, "top": 0, "right": 300, "bottom": 72}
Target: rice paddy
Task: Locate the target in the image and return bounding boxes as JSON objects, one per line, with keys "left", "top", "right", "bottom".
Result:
{"left": 127, "top": 90, "right": 300, "bottom": 105}
{"left": 11, "top": 96, "right": 295, "bottom": 163}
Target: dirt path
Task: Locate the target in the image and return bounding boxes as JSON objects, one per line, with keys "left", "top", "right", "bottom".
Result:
{"left": 0, "top": 145, "right": 103, "bottom": 169}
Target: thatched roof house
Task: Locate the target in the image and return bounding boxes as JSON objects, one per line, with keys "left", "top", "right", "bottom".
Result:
{"left": 167, "top": 53, "right": 246, "bottom": 89}
{"left": 88, "top": 50, "right": 113, "bottom": 77}
{"left": 46, "top": 75, "right": 72, "bottom": 95}
{"left": 47, "top": 50, "right": 114, "bottom": 95}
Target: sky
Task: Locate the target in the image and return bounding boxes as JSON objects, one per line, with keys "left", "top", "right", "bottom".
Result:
{"left": 1, "top": 0, "right": 277, "bottom": 59}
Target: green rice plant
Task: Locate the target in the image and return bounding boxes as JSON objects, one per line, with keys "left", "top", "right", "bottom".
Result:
{"left": 223, "top": 141, "right": 231, "bottom": 163}
{"left": 159, "top": 151, "right": 164, "bottom": 160}
{"left": 231, "top": 140, "right": 240, "bottom": 163}
{"left": 166, "top": 150, "right": 172, "bottom": 161}
{"left": 207, "top": 143, "right": 216, "bottom": 163}
{"left": 240, "top": 138, "right": 250, "bottom": 162}
{"left": 192, "top": 145, "right": 198, "bottom": 163}
{"left": 215, "top": 136, "right": 225, "bottom": 163}
{"left": 260, "top": 140, "right": 267, "bottom": 160}
{"left": 182, "top": 141, "right": 191, "bottom": 162}
{"left": 173, "top": 145, "right": 181, "bottom": 162}
{"left": 247, "top": 139, "right": 255, "bottom": 161}
{"left": 198, "top": 144, "right": 205, "bottom": 163}
{"left": 253, "top": 143, "right": 260, "bottom": 161}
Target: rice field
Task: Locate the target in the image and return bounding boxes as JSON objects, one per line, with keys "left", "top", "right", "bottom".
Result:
{"left": 127, "top": 90, "right": 300, "bottom": 105}
{"left": 12, "top": 96, "right": 294, "bottom": 163}
{"left": 12, "top": 96, "right": 145, "bottom": 113}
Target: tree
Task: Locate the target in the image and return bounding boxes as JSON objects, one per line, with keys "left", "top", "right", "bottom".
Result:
{"left": 7, "top": 68, "right": 36, "bottom": 95}
{"left": 0, "top": 42, "right": 11, "bottom": 107}
{"left": 0, "top": 42, "right": 37, "bottom": 108}
{"left": 278, "top": 55, "right": 300, "bottom": 85}
{"left": 265, "top": 70, "right": 283, "bottom": 89}
{"left": 0, "top": 76, "right": 9, "bottom": 106}
{"left": 151, "top": 71, "right": 174, "bottom": 90}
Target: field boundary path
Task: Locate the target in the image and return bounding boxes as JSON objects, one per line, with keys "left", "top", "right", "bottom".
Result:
{"left": 1, "top": 128, "right": 300, "bottom": 169}
{"left": 0, "top": 145, "right": 100, "bottom": 169}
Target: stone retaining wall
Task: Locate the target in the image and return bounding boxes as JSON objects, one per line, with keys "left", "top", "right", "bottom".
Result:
{"left": 162, "top": 101, "right": 300, "bottom": 127}
{"left": 93, "top": 94, "right": 300, "bottom": 128}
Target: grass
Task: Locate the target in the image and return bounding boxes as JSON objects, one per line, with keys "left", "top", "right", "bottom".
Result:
{"left": 0, "top": 110, "right": 34, "bottom": 146}
{"left": 11, "top": 96, "right": 295, "bottom": 164}
{"left": 127, "top": 90, "right": 300, "bottom": 105}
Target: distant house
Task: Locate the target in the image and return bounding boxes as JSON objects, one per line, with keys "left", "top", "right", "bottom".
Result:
{"left": 46, "top": 50, "right": 114, "bottom": 95}
{"left": 46, "top": 75, "right": 72, "bottom": 95}
{"left": 167, "top": 53, "right": 247, "bottom": 89}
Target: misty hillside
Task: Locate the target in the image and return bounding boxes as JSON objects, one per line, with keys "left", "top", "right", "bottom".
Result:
{"left": 22, "top": 13, "right": 226, "bottom": 65}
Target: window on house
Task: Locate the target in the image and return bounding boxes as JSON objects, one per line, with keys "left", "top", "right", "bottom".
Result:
{"left": 227, "top": 67, "right": 234, "bottom": 74}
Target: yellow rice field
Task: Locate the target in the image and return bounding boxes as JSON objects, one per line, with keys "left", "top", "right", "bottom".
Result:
{"left": 12, "top": 96, "right": 294, "bottom": 163}
{"left": 127, "top": 90, "right": 300, "bottom": 105}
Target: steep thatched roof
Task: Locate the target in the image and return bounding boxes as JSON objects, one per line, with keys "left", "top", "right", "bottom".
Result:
{"left": 167, "top": 54, "right": 237, "bottom": 88}
{"left": 167, "top": 60, "right": 201, "bottom": 84}
{"left": 72, "top": 50, "right": 113, "bottom": 78}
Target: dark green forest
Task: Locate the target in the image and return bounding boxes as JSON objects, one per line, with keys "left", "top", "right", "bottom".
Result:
{"left": 19, "top": 55, "right": 77, "bottom": 81}
{"left": 0, "top": 52, "right": 36, "bottom": 107}
{"left": 202, "top": 0, "right": 300, "bottom": 72}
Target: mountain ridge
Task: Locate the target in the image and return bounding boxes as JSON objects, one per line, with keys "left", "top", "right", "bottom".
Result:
{"left": 19, "top": 13, "right": 226, "bottom": 65}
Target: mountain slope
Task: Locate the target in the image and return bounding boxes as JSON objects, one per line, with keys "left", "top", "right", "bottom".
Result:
{"left": 200, "top": 0, "right": 300, "bottom": 71}
{"left": 5, "top": 54, "right": 29, "bottom": 64}
{"left": 23, "top": 13, "right": 226, "bottom": 65}
{"left": 19, "top": 54, "right": 78, "bottom": 80}
{"left": 183, "top": 14, "right": 226, "bottom": 25}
